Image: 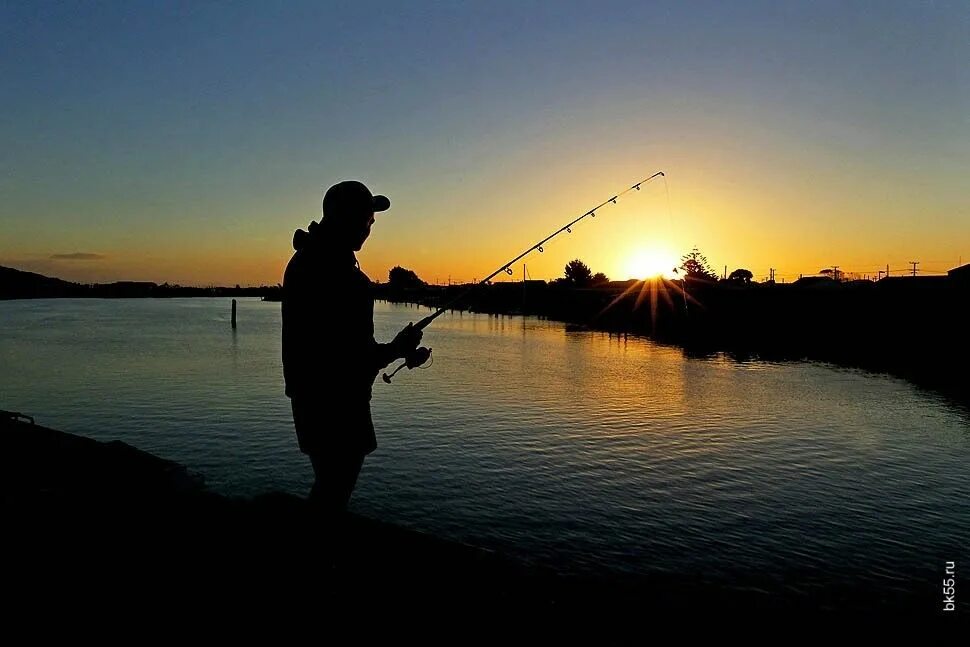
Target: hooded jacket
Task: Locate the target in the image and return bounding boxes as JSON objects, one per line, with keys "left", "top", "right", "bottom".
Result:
{"left": 281, "top": 221, "right": 397, "bottom": 453}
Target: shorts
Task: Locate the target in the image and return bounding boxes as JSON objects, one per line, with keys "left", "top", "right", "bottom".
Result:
{"left": 290, "top": 397, "right": 377, "bottom": 457}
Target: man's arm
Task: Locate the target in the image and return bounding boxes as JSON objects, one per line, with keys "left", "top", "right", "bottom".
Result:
{"left": 370, "top": 340, "right": 400, "bottom": 371}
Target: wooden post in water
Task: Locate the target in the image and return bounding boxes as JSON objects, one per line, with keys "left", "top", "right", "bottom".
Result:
{"left": 231, "top": 299, "right": 237, "bottom": 329}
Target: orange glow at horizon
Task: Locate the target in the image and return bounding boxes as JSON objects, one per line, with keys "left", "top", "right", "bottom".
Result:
{"left": 2, "top": 151, "right": 966, "bottom": 288}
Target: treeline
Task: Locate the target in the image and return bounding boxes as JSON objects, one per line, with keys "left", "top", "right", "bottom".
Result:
{"left": 0, "top": 266, "right": 281, "bottom": 300}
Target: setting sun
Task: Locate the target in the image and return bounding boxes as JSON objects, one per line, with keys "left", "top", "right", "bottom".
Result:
{"left": 626, "top": 248, "right": 678, "bottom": 280}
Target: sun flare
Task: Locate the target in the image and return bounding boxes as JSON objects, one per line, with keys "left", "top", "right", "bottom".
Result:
{"left": 626, "top": 248, "right": 678, "bottom": 280}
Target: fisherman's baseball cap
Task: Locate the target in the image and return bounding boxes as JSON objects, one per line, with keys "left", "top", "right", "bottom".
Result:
{"left": 322, "top": 180, "right": 390, "bottom": 219}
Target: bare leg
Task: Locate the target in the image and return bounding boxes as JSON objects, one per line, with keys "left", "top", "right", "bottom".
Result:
{"left": 307, "top": 451, "right": 365, "bottom": 569}
{"left": 308, "top": 451, "right": 365, "bottom": 513}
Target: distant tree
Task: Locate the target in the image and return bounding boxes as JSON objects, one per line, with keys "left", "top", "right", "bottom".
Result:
{"left": 727, "top": 268, "right": 753, "bottom": 284}
{"left": 563, "top": 259, "right": 593, "bottom": 286}
{"left": 591, "top": 272, "right": 609, "bottom": 286}
{"left": 680, "top": 247, "right": 717, "bottom": 281}
{"left": 388, "top": 266, "right": 426, "bottom": 289}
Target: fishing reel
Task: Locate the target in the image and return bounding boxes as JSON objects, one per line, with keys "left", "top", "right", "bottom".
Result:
{"left": 382, "top": 346, "right": 433, "bottom": 384}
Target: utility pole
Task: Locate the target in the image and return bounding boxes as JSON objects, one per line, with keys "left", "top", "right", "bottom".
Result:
{"left": 769, "top": 268, "right": 775, "bottom": 283}
{"left": 832, "top": 265, "right": 840, "bottom": 282}
{"left": 909, "top": 261, "right": 919, "bottom": 277}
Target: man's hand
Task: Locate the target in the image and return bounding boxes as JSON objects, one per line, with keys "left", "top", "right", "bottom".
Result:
{"left": 390, "top": 323, "right": 423, "bottom": 359}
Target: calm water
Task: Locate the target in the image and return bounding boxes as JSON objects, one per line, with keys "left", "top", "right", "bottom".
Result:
{"left": 2, "top": 298, "right": 968, "bottom": 595}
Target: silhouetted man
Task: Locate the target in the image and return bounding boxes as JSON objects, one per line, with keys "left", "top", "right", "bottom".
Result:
{"left": 282, "top": 180, "right": 422, "bottom": 514}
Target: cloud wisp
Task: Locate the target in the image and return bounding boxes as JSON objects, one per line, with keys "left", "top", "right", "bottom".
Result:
{"left": 50, "top": 253, "right": 106, "bottom": 261}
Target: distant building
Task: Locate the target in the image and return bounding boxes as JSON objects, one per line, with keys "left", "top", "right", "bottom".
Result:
{"left": 493, "top": 279, "right": 546, "bottom": 290}
{"left": 792, "top": 276, "right": 837, "bottom": 287}
{"left": 948, "top": 263, "right": 970, "bottom": 284}
{"left": 877, "top": 275, "right": 948, "bottom": 290}
{"left": 606, "top": 280, "right": 638, "bottom": 289}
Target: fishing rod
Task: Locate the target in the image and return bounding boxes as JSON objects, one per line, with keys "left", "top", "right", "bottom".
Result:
{"left": 382, "top": 170, "right": 666, "bottom": 383}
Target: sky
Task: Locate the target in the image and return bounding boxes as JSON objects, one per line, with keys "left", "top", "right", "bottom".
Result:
{"left": 1, "top": 1, "right": 967, "bottom": 286}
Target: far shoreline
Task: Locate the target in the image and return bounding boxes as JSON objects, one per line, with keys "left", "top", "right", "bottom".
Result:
{"left": 4, "top": 261, "right": 967, "bottom": 405}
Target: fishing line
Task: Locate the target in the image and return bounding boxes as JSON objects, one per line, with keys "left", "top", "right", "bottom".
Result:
{"left": 382, "top": 170, "right": 666, "bottom": 383}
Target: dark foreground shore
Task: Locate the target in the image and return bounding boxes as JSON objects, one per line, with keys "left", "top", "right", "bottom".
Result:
{"left": 0, "top": 411, "right": 957, "bottom": 618}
